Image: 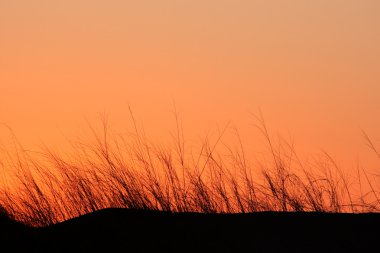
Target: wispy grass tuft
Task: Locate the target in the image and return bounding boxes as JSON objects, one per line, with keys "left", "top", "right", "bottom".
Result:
{"left": 0, "top": 114, "right": 379, "bottom": 227}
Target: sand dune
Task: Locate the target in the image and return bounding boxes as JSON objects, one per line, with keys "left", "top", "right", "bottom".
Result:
{"left": 1, "top": 208, "right": 379, "bottom": 252}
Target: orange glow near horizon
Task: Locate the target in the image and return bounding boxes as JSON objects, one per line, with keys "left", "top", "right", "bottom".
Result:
{"left": 1, "top": 1, "right": 380, "bottom": 172}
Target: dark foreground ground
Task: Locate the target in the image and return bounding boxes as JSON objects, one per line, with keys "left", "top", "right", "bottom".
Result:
{"left": 1, "top": 208, "right": 379, "bottom": 252}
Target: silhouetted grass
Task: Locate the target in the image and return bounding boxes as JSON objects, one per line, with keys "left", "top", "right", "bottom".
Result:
{"left": 0, "top": 113, "right": 379, "bottom": 227}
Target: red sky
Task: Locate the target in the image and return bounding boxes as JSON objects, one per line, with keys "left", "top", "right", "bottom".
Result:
{"left": 1, "top": 1, "right": 379, "bottom": 171}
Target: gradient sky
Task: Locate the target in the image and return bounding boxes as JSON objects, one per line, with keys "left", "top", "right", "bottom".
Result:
{"left": 1, "top": 1, "right": 379, "bottom": 171}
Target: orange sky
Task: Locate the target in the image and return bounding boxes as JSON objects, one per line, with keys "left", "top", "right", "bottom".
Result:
{"left": 1, "top": 1, "right": 379, "bottom": 171}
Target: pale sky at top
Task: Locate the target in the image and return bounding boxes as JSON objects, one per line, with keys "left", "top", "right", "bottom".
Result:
{"left": 1, "top": 1, "right": 379, "bottom": 170}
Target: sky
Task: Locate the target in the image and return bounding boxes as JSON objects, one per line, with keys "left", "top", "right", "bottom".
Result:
{"left": 1, "top": 1, "right": 379, "bottom": 171}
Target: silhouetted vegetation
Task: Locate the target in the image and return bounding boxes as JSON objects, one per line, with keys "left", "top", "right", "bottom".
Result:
{"left": 0, "top": 113, "right": 379, "bottom": 227}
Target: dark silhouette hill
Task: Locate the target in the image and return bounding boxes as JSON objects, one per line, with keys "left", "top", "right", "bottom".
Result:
{"left": 0, "top": 209, "right": 35, "bottom": 251}
{"left": 1, "top": 208, "right": 379, "bottom": 252}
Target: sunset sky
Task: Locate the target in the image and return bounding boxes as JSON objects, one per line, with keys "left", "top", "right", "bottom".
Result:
{"left": 1, "top": 1, "right": 379, "bottom": 171}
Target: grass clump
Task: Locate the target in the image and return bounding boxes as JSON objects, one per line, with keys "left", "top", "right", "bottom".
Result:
{"left": 0, "top": 114, "right": 379, "bottom": 227}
